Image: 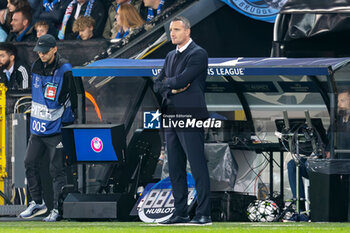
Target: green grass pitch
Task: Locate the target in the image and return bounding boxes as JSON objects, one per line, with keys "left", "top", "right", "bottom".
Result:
{"left": 1, "top": 222, "right": 350, "bottom": 233}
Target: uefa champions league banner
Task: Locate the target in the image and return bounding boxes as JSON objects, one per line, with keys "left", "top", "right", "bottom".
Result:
{"left": 221, "top": 0, "right": 288, "bottom": 23}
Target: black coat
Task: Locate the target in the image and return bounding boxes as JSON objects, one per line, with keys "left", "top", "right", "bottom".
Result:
{"left": 6, "top": 26, "right": 36, "bottom": 42}
{"left": 154, "top": 41, "right": 209, "bottom": 119}
{"left": 335, "top": 117, "right": 350, "bottom": 158}
{"left": 0, "top": 58, "right": 31, "bottom": 90}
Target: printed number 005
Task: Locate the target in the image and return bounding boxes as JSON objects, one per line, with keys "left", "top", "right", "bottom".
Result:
{"left": 32, "top": 120, "right": 46, "bottom": 133}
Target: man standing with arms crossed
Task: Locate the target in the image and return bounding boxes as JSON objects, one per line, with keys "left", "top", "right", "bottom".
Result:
{"left": 18, "top": 34, "right": 77, "bottom": 222}
{"left": 154, "top": 16, "right": 211, "bottom": 225}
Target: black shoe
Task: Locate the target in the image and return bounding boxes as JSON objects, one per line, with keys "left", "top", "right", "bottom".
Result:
{"left": 158, "top": 215, "right": 190, "bottom": 225}
{"left": 189, "top": 216, "right": 212, "bottom": 226}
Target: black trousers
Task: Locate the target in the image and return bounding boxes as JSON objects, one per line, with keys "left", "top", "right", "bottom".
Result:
{"left": 24, "top": 134, "right": 66, "bottom": 209}
{"left": 165, "top": 127, "right": 211, "bottom": 217}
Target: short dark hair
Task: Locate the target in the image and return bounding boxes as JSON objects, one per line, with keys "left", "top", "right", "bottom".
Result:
{"left": 14, "top": 6, "right": 32, "bottom": 25}
{"left": 0, "top": 43, "right": 17, "bottom": 57}
{"left": 171, "top": 16, "right": 191, "bottom": 29}
{"left": 338, "top": 88, "right": 350, "bottom": 96}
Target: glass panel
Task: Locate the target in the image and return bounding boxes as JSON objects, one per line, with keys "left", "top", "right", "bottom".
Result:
{"left": 205, "top": 74, "right": 329, "bottom": 143}
{"left": 83, "top": 76, "right": 147, "bottom": 125}
{"left": 333, "top": 67, "right": 350, "bottom": 158}
{"left": 205, "top": 75, "right": 243, "bottom": 120}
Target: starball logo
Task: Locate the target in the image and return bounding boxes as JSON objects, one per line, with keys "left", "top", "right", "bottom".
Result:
{"left": 33, "top": 76, "right": 40, "bottom": 88}
{"left": 143, "top": 110, "right": 222, "bottom": 129}
{"left": 91, "top": 137, "right": 103, "bottom": 153}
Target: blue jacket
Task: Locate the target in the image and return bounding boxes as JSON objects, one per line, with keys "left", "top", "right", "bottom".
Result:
{"left": 31, "top": 56, "right": 75, "bottom": 135}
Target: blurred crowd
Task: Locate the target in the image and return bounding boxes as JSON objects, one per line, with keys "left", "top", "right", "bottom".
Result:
{"left": 0, "top": 0, "right": 175, "bottom": 42}
{"left": 0, "top": 0, "right": 176, "bottom": 91}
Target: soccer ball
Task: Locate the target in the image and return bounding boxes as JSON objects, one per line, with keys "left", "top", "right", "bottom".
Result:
{"left": 247, "top": 200, "right": 262, "bottom": 222}
{"left": 247, "top": 200, "right": 279, "bottom": 222}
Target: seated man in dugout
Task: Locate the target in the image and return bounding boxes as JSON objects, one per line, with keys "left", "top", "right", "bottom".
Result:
{"left": 286, "top": 88, "right": 350, "bottom": 222}
{"left": 327, "top": 88, "right": 350, "bottom": 159}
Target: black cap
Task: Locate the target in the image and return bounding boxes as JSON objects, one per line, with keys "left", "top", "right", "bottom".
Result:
{"left": 33, "top": 34, "right": 57, "bottom": 53}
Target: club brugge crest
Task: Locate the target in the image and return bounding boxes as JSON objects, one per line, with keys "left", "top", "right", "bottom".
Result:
{"left": 137, "top": 173, "right": 197, "bottom": 223}
{"left": 222, "top": 0, "right": 287, "bottom": 23}
{"left": 91, "top": 137, "right": 103, "bottom": 153}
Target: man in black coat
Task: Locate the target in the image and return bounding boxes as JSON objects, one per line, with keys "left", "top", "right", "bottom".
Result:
{"left": 154, "top": 16, "right": 211, "bottom": 225}
{"left": 0, "top": 43, "right": 30, "bottom": 90}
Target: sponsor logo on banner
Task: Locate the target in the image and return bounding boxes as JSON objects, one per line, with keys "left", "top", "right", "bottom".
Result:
{"left": 91, "top": 137, "right": 103, "bottom": 153}
{"left": 137, "top": 174, "right": 197, "bottom": 223}
{"left": 221, "top": 0, "right": 287, "bottom": 23}
{"left": 143, "top": 110, "right": 162, "bottom": 129}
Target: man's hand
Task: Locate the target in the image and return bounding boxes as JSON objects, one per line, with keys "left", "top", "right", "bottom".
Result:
{"left": 171, "top": 83, "right": 190, "bottom": 94}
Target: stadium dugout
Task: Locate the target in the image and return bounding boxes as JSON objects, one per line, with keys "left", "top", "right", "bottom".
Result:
{"left": 73, "top": 56, "right": 350, "bottom": 158}
{"left": 70, "top": 57, "right": 350, "bottom": 222}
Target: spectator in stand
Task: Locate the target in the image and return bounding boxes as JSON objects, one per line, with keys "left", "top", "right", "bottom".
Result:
{"left": 0, "top": 0, "right": 31, "bottom": 34}
{"left": 140, "top": 0, "right": 174, "bottom": 22}
{"left": 102, "top": 0, "right": 141, "bottom": 39}
{"left": 103, "top": 0, "right": 128, "bottom": 39}
{"left": 58, "top": 0, "right": 107, "bottom": 40}
{"left": 6, "top": 6, "right": 36, "bottom": 42}
{"left": 0, "top": 43, "right": 30, "bottom": 90}
{"left": 72, "top": 15, "right": 96, "bottom": 40}
{"left": 34, "top": 20, "right": 49, "bottom": 38}
{"left": 110, "top": 3, "right": 144, "bottom": 40}
{"left": 32, "top": 0, "right": 71, "bottom": 37}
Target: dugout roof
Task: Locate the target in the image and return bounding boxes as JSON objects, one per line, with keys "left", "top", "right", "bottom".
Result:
{"left": 72, "top": 57, "right": 350, "bottom": 77}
